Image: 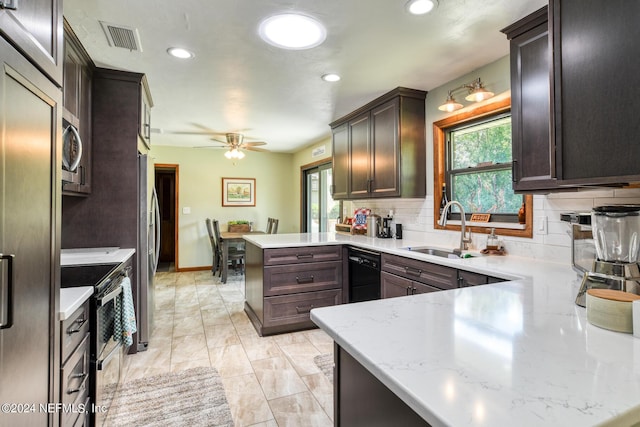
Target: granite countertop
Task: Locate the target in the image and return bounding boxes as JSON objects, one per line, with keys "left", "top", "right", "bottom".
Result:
{"left": 246, "top": 232, "right": 640, "bottom": 426}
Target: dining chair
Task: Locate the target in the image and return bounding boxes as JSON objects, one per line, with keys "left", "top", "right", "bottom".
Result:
{"left": 265, "top": 217, "right": 279, "bottom": 234}
{"left": 205, "top": 218, "right": 219, "bottom": 275}
{"left": 212, "top": 219, "right": 245, "bottom": 275}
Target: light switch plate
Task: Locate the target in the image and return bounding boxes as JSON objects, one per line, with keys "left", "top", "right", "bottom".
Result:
{"left": 182, "top": 207, "right": 191, "bottom": 215}
{"left": 537, "top": 216, "right": 548, "bottom": 235}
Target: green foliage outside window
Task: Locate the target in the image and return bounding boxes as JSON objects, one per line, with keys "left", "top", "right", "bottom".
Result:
{"left": 448, "top": 115, "right": 522, "bottom": 216}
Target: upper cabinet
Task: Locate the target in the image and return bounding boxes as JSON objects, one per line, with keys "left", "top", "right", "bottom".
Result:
{"left": 139, "top": 76, "right": 152, "bottom": 149}
{"left": 551, "top": 0, "right": 640, "bottom": 186}
{"left": 62, "top": 20, "right": 93, "bottom": 195}
{"left": 330, "top": 87, "right": 427, "bottom": 200}
{"left": 504, "top": 2, "right": 640, "bottom": 192}
{"left": 501, "top": 6, "right": 557, "bottom": 193}
{"left": 0, "top": 0, "right": 63, "bottom": 86}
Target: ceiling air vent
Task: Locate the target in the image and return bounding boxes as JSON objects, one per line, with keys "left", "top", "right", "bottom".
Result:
{"left": 100, "top": 21, "right": 143, "bottom": 52}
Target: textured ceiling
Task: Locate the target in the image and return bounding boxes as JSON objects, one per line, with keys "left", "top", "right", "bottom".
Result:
{"left": 63, "top": 0, "right": 546, "bottom": 153}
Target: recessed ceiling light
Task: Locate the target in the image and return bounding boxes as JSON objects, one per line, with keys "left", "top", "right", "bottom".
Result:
{"left": 406, "top": 0, "right": 436, "bottom": 15}
{"left": 167, "top": 47, "right": 194, "bottom": 59}
{"left": 258, "top": 13, "right": 327, "bottom": 50}
{"left": 322, "top": 73, "right": 341, "bottom": 82}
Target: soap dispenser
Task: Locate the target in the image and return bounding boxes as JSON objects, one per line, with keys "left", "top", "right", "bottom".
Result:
{"left": 486, "top": 228, "right": 500, "bottom": 250}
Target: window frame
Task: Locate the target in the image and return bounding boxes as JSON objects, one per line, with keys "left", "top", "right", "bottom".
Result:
{"left": 433, "top": 96, "right": 533, "bottom": 238}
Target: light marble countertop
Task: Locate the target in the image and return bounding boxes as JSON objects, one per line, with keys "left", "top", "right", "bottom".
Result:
{"left": 246, "top": 232, "right": 640, "bottom": 426}
{"left": 60, "top": 286, "right": 93, "bottom": 321}
{"left": 61, "top": 247, "right": 135, "bottom": 266}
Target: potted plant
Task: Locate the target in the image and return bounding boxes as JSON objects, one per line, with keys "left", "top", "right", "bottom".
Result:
{"left": 228, "top": 220, "right": 251, "bottom": 232}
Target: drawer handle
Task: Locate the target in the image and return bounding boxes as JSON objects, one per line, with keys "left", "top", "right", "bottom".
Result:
{"left": 295, "top": 304, "right": 314, "bottom": 314}
{"left": 67, "top": 318, "right": 87, "bottom": 335}
{"left": 406, "top": 286, "right": 411, "bottom": 296}
{"left": 404, "top": 266, "right": 422, "bottom": 277}
{"left": 296, "top": 254, "right": 314, "bottom": 259}
{"left": 296, "top": 275, "right": 314, "bottom": 284}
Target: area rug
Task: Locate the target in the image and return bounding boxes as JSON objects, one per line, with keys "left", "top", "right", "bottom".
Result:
{"left": 104, "top": 367, "right": 234, "bottom": 427}
{"left": 314, "top": 353, "right": 334, "bottom": 384}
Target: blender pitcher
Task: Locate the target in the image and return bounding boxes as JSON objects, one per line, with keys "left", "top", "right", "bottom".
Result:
{"left": 592, "top": 205, "right": 640, "bottom": 263}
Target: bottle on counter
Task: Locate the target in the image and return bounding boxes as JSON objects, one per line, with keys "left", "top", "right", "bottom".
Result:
{"left": 486, "top": 228, "right": 500, "bottom": 250}
{"left": 439, "top": 183, "right": 449, "bottom": 220}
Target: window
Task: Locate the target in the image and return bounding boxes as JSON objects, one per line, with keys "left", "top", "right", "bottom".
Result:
{"left": 434, "top": 97, "right": 532, "bottom": 238}
{"left": 448, "top": 114, "right": 522, "bottom": 222}
{"left": 301, "top": 161, "right": 341, "bottom": 233}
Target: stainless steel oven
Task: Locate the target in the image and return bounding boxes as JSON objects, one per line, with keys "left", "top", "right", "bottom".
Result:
{"left": 61, "top": 259, "right": 132, "bottom": 426}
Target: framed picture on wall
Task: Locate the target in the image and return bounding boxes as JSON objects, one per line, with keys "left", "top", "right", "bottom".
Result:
{"left": 222, "top": 177, "right": 256, "bottom": 207}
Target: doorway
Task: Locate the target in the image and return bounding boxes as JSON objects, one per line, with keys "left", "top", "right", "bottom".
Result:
{"left": 155, "top": 164, "right": 179, "bottom": 271}
{"left": 302, "top": 160, "right": 341, "bottom": 233}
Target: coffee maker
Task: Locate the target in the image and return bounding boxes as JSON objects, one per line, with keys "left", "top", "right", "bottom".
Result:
{"left": 378, "top": 216, "right": 394, "bottom": 239}
{"left": 574, "top": 205, "right": 640, "bottom": 307}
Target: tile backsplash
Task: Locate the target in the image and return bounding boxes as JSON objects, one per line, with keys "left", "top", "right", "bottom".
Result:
{"left": 344, "top": 188, "right": 640, "bottom": 266}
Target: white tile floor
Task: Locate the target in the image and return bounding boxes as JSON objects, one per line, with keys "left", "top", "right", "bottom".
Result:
{"left": 121, "top": 269, "right": 334, "bottom": 426}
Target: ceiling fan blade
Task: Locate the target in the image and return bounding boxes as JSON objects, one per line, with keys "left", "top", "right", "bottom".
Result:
{"left": 242, "top": 141, "right": 267, "bottom": 147}
{"left": 244, "top": 146, "right": 269, "bottom": 152}
{"left": 210, "top": 137, "right": 232, "bottom": 145}
{"left": 193, "top": 145, "right": 228, "bottom": 149}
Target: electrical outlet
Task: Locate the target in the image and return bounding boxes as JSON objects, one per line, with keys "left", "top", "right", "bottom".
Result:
{"left": 537, "top": 216, "right": 548, "bottom": 235}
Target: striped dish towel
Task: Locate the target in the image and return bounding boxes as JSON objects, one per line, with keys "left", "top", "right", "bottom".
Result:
{"left": 114, "top": 276, "right": 137, "bottom": 347}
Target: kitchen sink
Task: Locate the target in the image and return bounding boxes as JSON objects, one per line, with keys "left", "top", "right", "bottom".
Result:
{"left": 401, "top": 246, "right": 477, "bottom": 258}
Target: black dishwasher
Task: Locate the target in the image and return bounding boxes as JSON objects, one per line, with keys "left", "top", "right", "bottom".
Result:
{"left": 348, "top": 247, "right": 381, "bottom": 302}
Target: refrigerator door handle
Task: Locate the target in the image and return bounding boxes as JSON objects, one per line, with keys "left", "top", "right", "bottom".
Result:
{"left": 0, "top": 254, "right": 15, "bottom": 329}
{"left": 152, "top": 187, "right": 161, "bottom": 272}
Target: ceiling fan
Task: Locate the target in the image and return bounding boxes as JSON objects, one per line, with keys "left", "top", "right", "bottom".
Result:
{"left": 203, "top": 133, "right": 268, "bottom": 159}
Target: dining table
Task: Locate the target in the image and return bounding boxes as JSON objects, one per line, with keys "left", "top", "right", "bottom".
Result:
{"left": 219, "top": 230, "right": 265, "bottom": 283}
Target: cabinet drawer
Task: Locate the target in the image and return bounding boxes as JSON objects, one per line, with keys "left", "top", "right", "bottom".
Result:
{"left": 381, "top": 271, "right": 413, "bottom": 298}
{"left": 264, "top": 289, "right": 342, "bottom": 328}
{"left": 264, "top": 261, "right": 342, "bottom": 296}
{"left": 458, "top": 270, "right": 488, "bottom": 288}
{"left": 264, "top": 245, "right": 342, "bottom": 265}
{"left": 61, "top": 334, "right": 89, "bottom": 411}
{"left": 382, "top": 253, "right": 457, "bottom": 290}
{"left": 61, "top": 301, "right": 90, "bottom": 364}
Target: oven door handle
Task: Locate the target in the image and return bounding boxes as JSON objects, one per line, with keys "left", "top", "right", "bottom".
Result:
{"left": 97, "top": 343, "right": 123, "bottom": 371}
{"left": 96, "top": 284, "right": 122, "bottom": 308}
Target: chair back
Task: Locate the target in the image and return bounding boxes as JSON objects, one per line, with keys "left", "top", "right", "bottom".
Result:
{"left": 265, "top": 217, "right": 279, "bottom": 234}
{"left": 206, "top": 218, "right": 216, "bottom": 252}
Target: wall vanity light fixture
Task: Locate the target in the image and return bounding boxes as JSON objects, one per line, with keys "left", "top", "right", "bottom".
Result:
{"left": 437, "top": 77, "right": 495, "bottom": 112}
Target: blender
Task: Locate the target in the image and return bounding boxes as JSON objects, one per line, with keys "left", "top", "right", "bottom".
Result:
{"left": 575, "top": 205, "right": 640, "bottom": 306}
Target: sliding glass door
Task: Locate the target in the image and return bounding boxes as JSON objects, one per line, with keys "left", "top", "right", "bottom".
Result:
{"left": 303, "top": 162, "right": 340, "bottom": 233}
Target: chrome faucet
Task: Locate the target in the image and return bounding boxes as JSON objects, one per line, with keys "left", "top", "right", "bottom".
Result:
{"left": 438, "top": 201, "right": 472, "bottom": 255}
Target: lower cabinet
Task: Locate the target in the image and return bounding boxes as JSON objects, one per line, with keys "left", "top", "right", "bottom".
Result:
{"left": 245, "top": 243, "right": 344, "bottom": 336}
{"left": 60, "top": 301, "right": 90, "bottom": 427}
{"left": 381, "top": 253, "right": 506, "bottom": 298}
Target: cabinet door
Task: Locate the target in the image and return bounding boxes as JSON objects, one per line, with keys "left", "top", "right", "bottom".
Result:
{"left": 506, "top": 8, "right": 558, "bottom": 192}
{"left": 553, "top": 0, "right": 640, "bottom": 185}
{"left": 0, "top": 37, "right": 59, "bottom": 423}
{"left": 411, "top": 281, "right": 440, "bottom": 294}
{"left": 331, "top": 123, "right": 349, "bottom": 199}
{"left": 348, "top": 112, "right": 371, "bottom": 198}
{"left": 370, "top": 98, "right": 400, "bottom": 197}
{"left": 381, "top": 272, "right": 412, "bottom": 298}
{"left": 458, "top": 270, "right": 488, "bottom": 288}
{"left": 0, "top": 0, "right": 63, "bottom": 85}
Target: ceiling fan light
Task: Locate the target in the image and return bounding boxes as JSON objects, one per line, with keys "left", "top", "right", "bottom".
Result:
{"left": 258, "top": 13, "right": 327, "bottom": 50}
{"left": 237, "top": 150, "right": 245, "bottom": 159}
{"left": 224, "top": 150, "right": 233, "bottom": 159}
{"left": 406, "top": 0, "right": 435, "bottom": 15}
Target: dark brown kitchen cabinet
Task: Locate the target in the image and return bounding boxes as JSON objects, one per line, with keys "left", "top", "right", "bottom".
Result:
{"left": 551, "top": 0, "right": 640, "bottom": 186}
{"left": 458, "top": 270, "right": 490, "bottom": 288}
{"left": 62, "top": 21, "right": 94, "bottom": 195}
{"left": 330, "top": 87, "right": 427, "bottom": 200}
{"left": 381, "top": 253, "right": 458, "bottom": 291}
{"left": 245, "top": 243, "right": 344, "bottom": 336}
{"left": 501, "top": 7, "right": 558, "bottom": 193}
{"left": 0, "top": 35, "right": 61, "bottom": 426}
{"left": 60, "top": 302, "right": 90, "bottom": 427}
{"left": 139, "top": 78, "right": 152, "bottom": 148}
{"left": 381, "top": 271, "right": 439, "bottom": 298}
{"left": 0, "top": 0, "right": 63, "bottom": 85}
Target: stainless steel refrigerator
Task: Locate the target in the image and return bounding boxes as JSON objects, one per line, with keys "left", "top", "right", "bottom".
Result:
{"left": 137, "top": 153, "right": 160, "bottom": 351}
